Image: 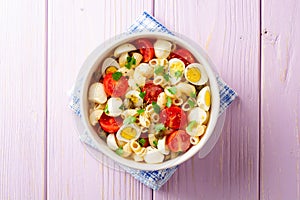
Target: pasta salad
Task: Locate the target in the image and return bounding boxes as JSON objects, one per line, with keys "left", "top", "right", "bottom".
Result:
{"left": 87, "top": 38, "right": 211, "bottom": 164}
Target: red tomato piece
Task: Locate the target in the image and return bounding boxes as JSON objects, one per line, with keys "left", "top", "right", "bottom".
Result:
{"left": 167, "top": 130, "right": 191, "bottom": 152}
{"left": 135, "top": 39, "right": 154, "bottom": 62}
{"left": 159, "top": 106, "right": 187, "bottom": 129}
{"left": 99, "top": 114, "right": 123, "bottom": 134}
{"left": 142, "top": 82, "right": 164, "bottom": 104}
{"left": 169, "top": 49, "right": 195, "bottom": 66}
{"left": 103, "top": 73, "right": 129, "bottom": 97}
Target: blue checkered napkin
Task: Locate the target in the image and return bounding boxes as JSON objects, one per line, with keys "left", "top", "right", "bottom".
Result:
{"left": 128, "top": 11, "right": 173, "bottom": 34}
{"left": 69, "top": 11, "right": 237, "bottom": 190}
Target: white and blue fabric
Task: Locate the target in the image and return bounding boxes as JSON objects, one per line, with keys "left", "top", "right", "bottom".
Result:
{"left": 69, "top": 11, "right": 237, "bottom": 190}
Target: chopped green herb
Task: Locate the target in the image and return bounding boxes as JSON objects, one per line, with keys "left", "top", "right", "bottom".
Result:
{"left": 163, "top": 73, "right": 170, "bottom": 81}
{"left": 190, "top": 92, "right": 197, "bottom": 98}
{"left": 115, "top": 147, "right": 123, "bottom": 156}
{"left": 154, "top": 66, "right": 164, "bottom": 75}
{"left": 137, "top": 109, "right": 145, "bottom": 115}
{"left": 175, "top": 70, "right": 182, "bottom": 78}
{"left": 125, "top": 56, "right": 136, "bottom": 69}
{"left": 136, "top": 83, "right": 141, "bottom": 91}
{"left": 138, "top": 138, "right": 146, "bottom": 146}
{"left": 187, "top": 99, "right": 196, "bottom": 108}
{"left": 166, "top": 96, "right": 172, "bottom": 108}
{"left": 139, "top": 91, "right": 146, "bottom": 99}
{"left": 155, "top": 123, "right": 166, "bottom": 132}
{"left": 152, "top": 102, "right": 161, "bottom": 114}
{"left": 132, "top": 57, "right": 136, "bottom": 64}
{"left": 112, "top": 71, "right": 122, "bottom": 81}
{"left": 104, "top": 104, "right": 109, "bottom": 114}
{"left": 123, "top": 116, "right": 136, "bottom": 125}
{"left": 153, "top": 140, "right": 158, "bottom": 148}
{"left": 119, "top": 104, "right": 125, "bottom": 110}
{"left": 186, "top": 120, "right": 197, "bottom": 132}
{"left": 167, "top": 87, "right": 177, "bottom": 95}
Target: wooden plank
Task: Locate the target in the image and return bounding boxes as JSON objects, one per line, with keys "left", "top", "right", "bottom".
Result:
{"left": 154, "top": 0, "right": 260, "bottom": 199}
{"left": 0, "top": 0, "right": 46, "bottom": 199}
{"left": 261, "top": 0, "right": 300, "bottom": 199}
{"left": 47, "top": 0, "right": 153, "bottom": 199}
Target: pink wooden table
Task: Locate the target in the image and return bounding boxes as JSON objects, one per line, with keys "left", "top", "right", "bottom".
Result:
{"left": 1, "top": 0, "right": 299, "bottom": 199}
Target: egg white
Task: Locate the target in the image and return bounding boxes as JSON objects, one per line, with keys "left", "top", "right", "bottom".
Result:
{"left": 125, "top": 90, "right": 143, "bottom": 107}
{"left": 168, "top": 58, "right": 185, "bottom": 85}
{"left": 188, "top": 107, "right": 208, "bottom": 125}
{"left": 184, "top": 63, "right": 208, "bottom": 86}
{"left": 197, "top": 86, "right": 211, "bottom": 111}
{"left": 116, "top": 124, "right": 141, "bottom": 142}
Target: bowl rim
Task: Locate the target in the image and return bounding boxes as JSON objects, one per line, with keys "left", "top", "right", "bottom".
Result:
{"left": 79, "top": 32, "right": 220, "bottom": 170}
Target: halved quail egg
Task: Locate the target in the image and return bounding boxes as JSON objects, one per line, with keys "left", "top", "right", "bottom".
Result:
{"left": 102, "top": 57, "right": 120, "bottom": 75}
{"left": 168, "top": 58, "right": 185, "bottom": 85}
{"left": 125, "top": 90, "right": 143, "bottom": 107}
{"left": 197, "top": 86, "right": 211, "bottom": 111}
{"left": 184, "top": 63, "right": 208, "bottom": 85}
{"left": 188, "top": 107, "right": 208, "bottom": 125}
{"left": 116, "top": 124, "right": 141, "bottom": 142}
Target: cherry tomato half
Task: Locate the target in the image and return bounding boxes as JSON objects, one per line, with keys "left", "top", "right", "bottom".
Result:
{"left": 159, "top": 106, "right": 187, "bottom": 129}
{"left": 142, "top": 82, "right": 164, "bottom": 104}
{"left": 103, "top": 73, "right": 129, "bottom": 97}
{"left": 99, "top": 114, "right": 123, "bottom": 134}
{"left": 135, "top": 39, "right": 154, "bottom": 62}
{"left": 167, "top": 130, "right": 191, "bottom": 152}
{"left": 169, "top": 48, "right": 195, "bottom": 66}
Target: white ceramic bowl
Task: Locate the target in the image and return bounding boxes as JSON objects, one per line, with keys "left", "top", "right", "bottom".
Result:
{"left": 79, "top": 32, "right": 220, "bottom": 170}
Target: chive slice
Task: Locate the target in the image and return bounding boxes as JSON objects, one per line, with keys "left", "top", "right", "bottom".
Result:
{"left": 152, "top": 102, "right": 161, "bottom": 114}
{"left": 167, "top": 87, "right": 177, "bottom": 95}
{"left": 187, "top": 99, "right": 196, "bottom": 108}
{"left": 123, "top": 116, "right": 136, "bottom": 125}
{"left": 154, "top": 66, "right": 164, "bottom": 75}
{"left": 112, "top": 71, "right": 122, "bottom": 81}
{"left": 139, "top": 91, "right": 146, "bottom": 99}
{"left": 166, "top": 96, "right": 172, "bottom": 108}
{"left": 115, "top": 147, "right": 123, "bottom": 155}
{"left": 138, "top": 138, "right": 146, "bottom": 146}
{"left": 155, "top": 123, "right": 166, "bottom": 132}
{"left": 186, "top": 120, "right": 197, "bottom": 132}
{"left": 137, "top": 109, "right": 145, "bottom": 114}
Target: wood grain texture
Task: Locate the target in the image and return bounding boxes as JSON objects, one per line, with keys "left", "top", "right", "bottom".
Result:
{"left": 47, "top": 0, "right": 153, "bottom": 199}
{"left": 2, "top": 0, "right": 300, "bottom": 199}
{"left": 0, "top": 0, "right": 46, "bottom": 199}
{"left": 261, "top": 0, "right": 300, "bottom": 199}
{"left": 154, "top": 0, "right": 260, "bottom": 199}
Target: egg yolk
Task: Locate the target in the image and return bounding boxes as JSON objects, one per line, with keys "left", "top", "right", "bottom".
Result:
{"left": 186, "top": 67, "right": 201, "bottom": 83}
{"left": 170, "top": 62, "right": 184, "bottom": 76}
{"left": 130, "top": 95, "right": 139, "bottom": 104}
{"left": 205, "top": 90, "right": 211, "bottom": 107}
{"left": 120, "top": 127, "right": 136, "bottom": 140}
{"left": 105, "top": 66, "right": 118, "bottom": 74}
